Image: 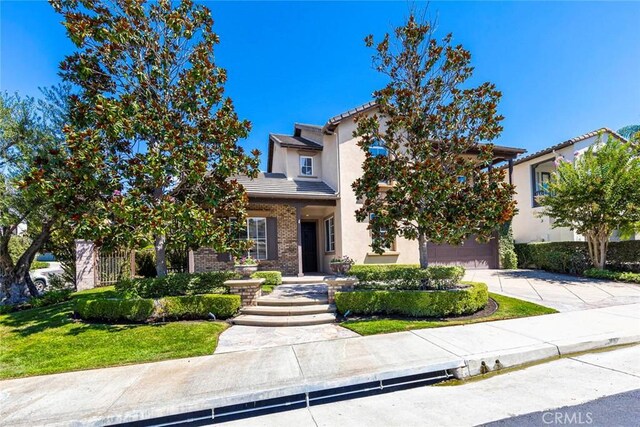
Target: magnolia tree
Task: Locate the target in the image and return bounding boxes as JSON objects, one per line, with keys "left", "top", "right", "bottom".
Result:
{"left": 0, "top": 86, "right": 80, "bottom": 302}
{"left": 353, "top": 13, "right": 516, "bottom": 268}
{"left": 538, "top": 136, "right": 640, "bottom": 269}
{"left": 51, "top": 0, "right": 260, "bottom": 276}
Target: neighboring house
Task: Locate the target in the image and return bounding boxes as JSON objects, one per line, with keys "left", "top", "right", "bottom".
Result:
{"left": 191, "top": 102, "right": 525, "bottom": 276}
{"left": 509, "top": 128, "right": 630, "bottom": 243}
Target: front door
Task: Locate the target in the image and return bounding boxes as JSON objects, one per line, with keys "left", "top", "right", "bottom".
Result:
{"left": 301, "top": 221, "right": 318, "bottom": 273}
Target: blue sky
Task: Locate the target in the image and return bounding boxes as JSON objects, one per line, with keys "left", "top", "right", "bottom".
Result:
{"left": 2, "top": 1, "right": 639, "bottom": 170}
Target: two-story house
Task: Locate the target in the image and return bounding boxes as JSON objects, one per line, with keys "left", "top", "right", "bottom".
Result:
{"left": 191, "top": 102, "right": 525, "bottom": 276}
{"left": 509, "top": 128, "right": 629, "bottom": 243}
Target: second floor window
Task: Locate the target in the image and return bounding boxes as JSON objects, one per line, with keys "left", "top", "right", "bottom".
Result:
{"left": 300, "top": 156, "right": 313, "bottom": 176}
{"left": 369, "top": 139, "right": 388, "bottom": 157}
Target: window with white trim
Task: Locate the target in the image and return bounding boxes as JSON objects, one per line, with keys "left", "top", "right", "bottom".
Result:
{"left": 369, "top": 213, "right": 394, "bottom": 251}
{"left": 246, "top": 217, "right": 267, "bottom": 260}
{"left": 369, "top": 139, "right": 388, "bottom": 157}
{"left": 300, "top": 156, "right": 313, "bottom": 176}
{"left": 324, "top": 216, "right": 335, "bottom": 252}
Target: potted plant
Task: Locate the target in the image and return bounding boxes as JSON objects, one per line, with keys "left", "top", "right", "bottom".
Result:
{"left": 329, "top": 255, "right": 354, "bottom": 276}
{"left": 234, "top": 256, "right": 258, "bottom": 278}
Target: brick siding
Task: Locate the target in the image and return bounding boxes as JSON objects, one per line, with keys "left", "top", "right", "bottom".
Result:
{"left": 193, "top": 203, "right": 299, "bottom": 276}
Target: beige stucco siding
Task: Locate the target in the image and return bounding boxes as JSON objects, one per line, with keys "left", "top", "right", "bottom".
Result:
{"left": 510, "top": 133, "right": 606, "bottom": 243}
{"left": 335, "top": 117, "right": 420, "bottom": 265}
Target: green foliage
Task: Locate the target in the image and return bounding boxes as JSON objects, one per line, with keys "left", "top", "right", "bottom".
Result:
{"left": 8, "top": 236, "right": 31, "bottom": 262}
{"left": 584, "top": 269, "right": 640, "bottom": 284}
{"left": 75, "top": 298, "right": 155, "bottom": 323}
{"left": 160, "top": 295, "right": 240, "bottom": 320}
{"left": 515, "top": 241, "right": 640, "bottom": 274}
{"left": 349, "top": 264, "right": 464, "bottom": 289}
{"left": 29, "top": 261, "right": 49, "bottom": 270}
{"left": 341, "top": 292, "right": 558, "bottom": 335}
{"left": 51, "top": 0, "right": 260, "bottom": 275}
{"left": 498, "top": 222, "right": 518, "bottom": 269}
{"left": 250, "top": 271, "right": 282, "bottom": 287}
{"left": 136, "top": 247, "right": 157, "bottom": 278}
{"left": 538, "top": 136, "right": 640, "bottom": 269}
{"left": 115, "top": 272, "right": 237, "bottom": 299}
{"left": 353, "top": 13, "right": 515, "bottom": 266}
{"left": 28, "top": 289, "right": 73, "bottom": 308}
{"left": 335, "top": 281, "right": 488, "bottom": 317}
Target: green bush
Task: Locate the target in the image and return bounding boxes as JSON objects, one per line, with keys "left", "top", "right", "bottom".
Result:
{"left": 349, "top": 264, "right": 465, "bottom": 289}
{"left": 515, "top": 241, "right": 640, "bottom": 275}
{"left": 115, "top": 271, "right": 237, "bottom": 298}
{"left": 584, "top": 269, "right": 640, "bottom": 284}
{"left": 335, "top": 281, "right": 488, "bottom": 317}
{"left": 251, "top": 271, "right": 282, "bottom": 286}
{"left": 136, "top": 247, "right": 157, "bottom": 278}
{"left": 75, "top": 298, "right": 155, "bottom": 322}
{"left": 498, "top": 223, "right": 518, "bottom": 269}
{"left": 30, "top": 261, "right": 50, "bottom": 270}
{"left": 160, "top": 294, "right": 241, "bottom": 320}
{"left": 29, "top": 289, "right": 73, "bottom": 308}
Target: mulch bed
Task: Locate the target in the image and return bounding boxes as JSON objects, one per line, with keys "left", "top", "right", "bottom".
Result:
{"left": 341, "top": 297, "right": 499, "bottom": 323}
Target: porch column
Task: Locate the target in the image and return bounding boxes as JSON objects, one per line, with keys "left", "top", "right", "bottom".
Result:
{"left": 296, "top": 205, "right": 304, "bottom": 277}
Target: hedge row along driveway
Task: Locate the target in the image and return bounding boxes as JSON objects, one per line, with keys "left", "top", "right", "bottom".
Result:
{"left": 0, "top": 287, "right": 228, "bottom": 379}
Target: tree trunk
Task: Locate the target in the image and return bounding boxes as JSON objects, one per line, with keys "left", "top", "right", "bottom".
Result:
{"left": 586, "top": 232, "right": 609, "bottom": 270}
{"left": 0, "top": 226, "right": 51, "bottom": 303}
{"left": 418, "top": 232, "right": 429, "bottom": 269}
{"left": 155, "top": 234, "right": 168, "bottom": 277}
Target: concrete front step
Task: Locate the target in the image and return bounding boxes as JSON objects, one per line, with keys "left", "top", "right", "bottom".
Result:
{"left": 241, "top": 304, "right": 336, "bottom": 316}
{"left": 232, "top": 312, "right": 337, "bottom": 327}
{"left": 257, "top": 297, "right": 329, "bottom": 307}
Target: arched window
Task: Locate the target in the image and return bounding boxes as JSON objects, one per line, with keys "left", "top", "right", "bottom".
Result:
{"left": 369, "top": 139, "right": 388, "bottom": 157}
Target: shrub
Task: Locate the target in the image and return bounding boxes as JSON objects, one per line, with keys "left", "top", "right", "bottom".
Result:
{"left": 75, "top": 298, "right": 155, "bottom": 322}
{"left": 29, "top": 289, "right": 73, "bottom": 308}
{"left": 30, "top": 261, "right": 50, "bottom": 270}
{"left": 115, "top": 271, "right": 237, "bottom": 298}
{"left": 136, "top": 247, "right": 157, "bottom": 278}
{"left": 251, "top": 271, "right": 282, "bottom": 287}
{"left": 584, "top": 269, "right": 640, "bottom": 284}
{"left": 498, "top": 223, "right": 518, "bottom": 269}
{"left": 160, "top": 294, "right": 241, "bottom": 320}
{"left": 514, "top": 241, "right": 640, "bottom": 275}
{"left": 335, "top": 281, "right": 488, "bottom": 317}
{"left": 349, "top": 264, "right": 465, "bottom": 289}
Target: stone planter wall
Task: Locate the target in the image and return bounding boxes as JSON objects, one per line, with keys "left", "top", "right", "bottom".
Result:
{"left": 325, "top": 276, "right": 359, "bottom": 303}
{"left": 224, "top": 278, "right": 265, "bottom": 307}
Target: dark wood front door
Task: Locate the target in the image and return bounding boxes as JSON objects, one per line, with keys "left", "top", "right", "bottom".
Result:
{"left": 301, "top": 221, "right": 318, "bottom": 273}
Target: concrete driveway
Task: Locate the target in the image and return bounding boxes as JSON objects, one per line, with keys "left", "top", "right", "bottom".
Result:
{"left": 465, "top": 269, "right": 640, "bottom": 312}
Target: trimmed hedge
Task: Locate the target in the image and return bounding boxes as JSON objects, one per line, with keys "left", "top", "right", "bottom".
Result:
{"left": 161, "top": 294, "right": 241, "bottom": 320}
{"left": 335, "top": 281, "right": 488, "bottom": 318}
{"left": 515, "top": 241, "right": 640, "bottom": 275}
{"left": 115, "top": 271, "right": 238, "bottom": 298}
{"left": 349, "top": 264, "right": 465, "bottom": 289}
{"left": 584, "top": 269, "right": 640, "bottom": 284}
{"left": 251, "top": 271, "right": 282, "bottom": 287}
{"left": 76, "top": 298, "right": 155, "bottom": 322}
{"left": 75, "top": 294, "right": 241, "bottom": 322}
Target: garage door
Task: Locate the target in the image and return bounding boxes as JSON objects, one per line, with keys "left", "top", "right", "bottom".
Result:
{"left": 427, "top": 234, "right": 498, "bottom": 269}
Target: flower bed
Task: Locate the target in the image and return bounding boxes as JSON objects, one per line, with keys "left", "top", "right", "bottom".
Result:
{"left": 334, "top": 281, "right": 488, "bottom": 318}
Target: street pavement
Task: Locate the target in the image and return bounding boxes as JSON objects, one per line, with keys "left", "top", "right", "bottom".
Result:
{"left": 218, "top": 344, "right": 640, "bottom": 427}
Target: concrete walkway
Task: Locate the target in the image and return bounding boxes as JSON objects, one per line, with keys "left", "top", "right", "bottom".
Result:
{"left": 466, "top": 269, "right": 640, "bottom": 312}
{"left": 2, "top": 303, "right": 639, "bottom": 426}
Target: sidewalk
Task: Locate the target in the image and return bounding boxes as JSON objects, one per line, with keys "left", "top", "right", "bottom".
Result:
{"left": 1, "top": 303, "right": 639, "bottom": 426}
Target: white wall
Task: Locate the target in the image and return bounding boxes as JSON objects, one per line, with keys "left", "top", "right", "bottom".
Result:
{"left": 510, "top": 133, "right": 609, "bottom": 243}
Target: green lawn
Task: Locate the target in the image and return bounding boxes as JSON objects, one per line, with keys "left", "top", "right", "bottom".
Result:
{"left": 341, "top": 292, "right": 558, "bottom": 336}
{"left": 0, "top": 287, "right": 227, "bottom": 379}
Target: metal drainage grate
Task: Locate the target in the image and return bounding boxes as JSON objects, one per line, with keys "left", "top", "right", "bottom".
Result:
{"left": 108, "top": 369, "right": 453, "bottom": 427}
